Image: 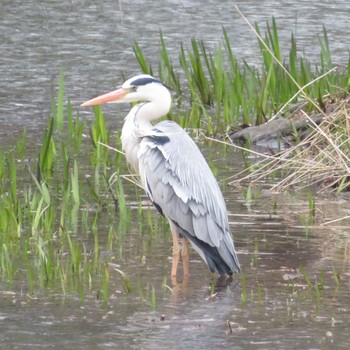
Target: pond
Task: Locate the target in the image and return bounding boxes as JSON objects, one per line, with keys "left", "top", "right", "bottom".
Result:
{"left": 1, "top": 1, "right": 350, "bottom": 349}
{"left": 1, "top": 0, "right": 350, "bottom": 139}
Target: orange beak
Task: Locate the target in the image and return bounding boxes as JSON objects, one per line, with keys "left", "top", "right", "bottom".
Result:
{"left": 80, "top": 88, "right": 128, "bottom": 107}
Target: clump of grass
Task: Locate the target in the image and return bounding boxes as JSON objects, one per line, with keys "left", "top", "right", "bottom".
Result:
{"left": 217, "top": 11, "right": 350, "bottom": 194}
{"left": 0, "top": 73, "right": 136, "bottom": 303}
{"left": 133, "top": 17, "right": 349, "bottom": 133}
{"left": 229, "top": 97, "right": 350, "bottom": 193}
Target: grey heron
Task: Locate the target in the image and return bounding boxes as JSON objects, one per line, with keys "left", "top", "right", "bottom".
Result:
{"left": 81, "top": 74, "right": 240, "bottom": 279}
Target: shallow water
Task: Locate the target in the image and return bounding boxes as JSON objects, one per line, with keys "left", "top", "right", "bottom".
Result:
{"left": 1, "top": 144, "right": 350, "bottom": 349}
{"left": 1, "top": 215, "right": 350, "bottom": 350}
{"left": 1, "top": 1, "right": 350, "bottom": 349}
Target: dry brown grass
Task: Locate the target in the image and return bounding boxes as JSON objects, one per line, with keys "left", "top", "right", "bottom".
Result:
{"left": 227, "top": 95, "right": 350, "bottom": 192}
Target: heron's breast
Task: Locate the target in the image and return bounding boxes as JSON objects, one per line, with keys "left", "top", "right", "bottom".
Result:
{"left": 121, "top": 131, "right": 141, "bottom": 174}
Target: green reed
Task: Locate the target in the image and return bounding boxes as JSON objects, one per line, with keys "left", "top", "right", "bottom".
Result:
{"left": 38, "top": 116, "right": 56, "bottom": 181}
{"left": 0, "top": 75, "right": 135, "bottom": 304}
{"left": 133, "top": 19, "right": 349, "bottom": 132}
{"left": 56, "top": 70, "right": 65, "bottom": 130}
{"left": 133, "top": 41, "right": 153, "bottom": 76}
{"left": 159, "top": 31, "right": 181, "bottom": 93}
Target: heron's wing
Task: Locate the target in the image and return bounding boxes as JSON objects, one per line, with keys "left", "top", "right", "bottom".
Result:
{"left": 138, "top": 121, "right": 240, "bottom": 275}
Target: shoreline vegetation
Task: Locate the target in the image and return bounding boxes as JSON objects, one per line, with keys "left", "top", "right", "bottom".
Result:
{"left": 0, "top": 17, "right": 349, "bottom": 295}
{"left": 133, "top": 16, "right": 350, "bottom": 193}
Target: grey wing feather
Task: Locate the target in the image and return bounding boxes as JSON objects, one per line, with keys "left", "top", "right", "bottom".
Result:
{"left": 138, "top": 120, "right": 240, "bottom": 275}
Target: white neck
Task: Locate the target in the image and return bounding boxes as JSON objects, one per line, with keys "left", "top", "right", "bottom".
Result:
{"left": 121, "top": 84, "right": 172, "bottom": 173}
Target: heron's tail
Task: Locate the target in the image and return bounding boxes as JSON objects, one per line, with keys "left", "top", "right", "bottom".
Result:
{"left": 185, "top": 228, "right": 240, "bottom": 277}
{"left": 209, "top": 234, "right": 240, "bottom": 277}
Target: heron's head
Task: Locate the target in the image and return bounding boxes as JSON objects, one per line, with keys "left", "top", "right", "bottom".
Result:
{"left": 81, "top": 74, "right": 169, "bottom": 107}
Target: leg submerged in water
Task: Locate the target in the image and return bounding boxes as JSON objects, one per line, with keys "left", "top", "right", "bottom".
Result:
{"left": 169, "top": 221, "right": 190, "bottom": 280}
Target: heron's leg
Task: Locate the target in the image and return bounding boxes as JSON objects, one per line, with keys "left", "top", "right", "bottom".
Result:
{"left": 170, "top": 223, "right": 181, "bottom": 278}
{"left": 181, "top": 238, "right": 190, "bottom": 277}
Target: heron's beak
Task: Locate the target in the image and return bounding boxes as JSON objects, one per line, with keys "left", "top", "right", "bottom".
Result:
{"left": 80, "top": 88, "right": 128, "bottom": 107}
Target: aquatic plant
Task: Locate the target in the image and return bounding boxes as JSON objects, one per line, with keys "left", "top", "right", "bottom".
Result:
{"left": 240, "top": 272, "right": 247, "bottom": 306}
{"left": 0, "top": 76, "right": 135, "bottom": 304}
{"left": 229, "top": 98, "right": 350, "bottom": 193}
{"left": 133, "top": 19, "right": 349, "bottom": 132}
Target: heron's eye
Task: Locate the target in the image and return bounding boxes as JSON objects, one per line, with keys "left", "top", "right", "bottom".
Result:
{"left": 130, "top": 86, "right": 138, "bottom": 92}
